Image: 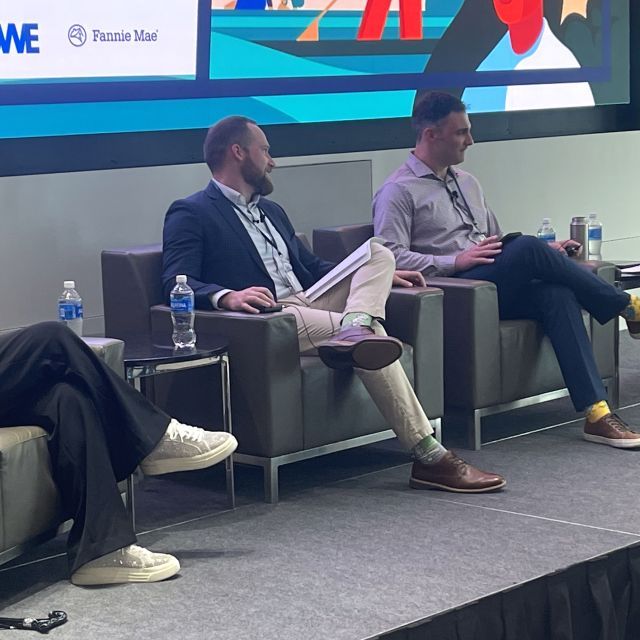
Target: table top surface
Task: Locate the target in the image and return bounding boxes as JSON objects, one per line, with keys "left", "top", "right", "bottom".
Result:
{"left": 122, "top": 336, "right": 228, "bottom": 367}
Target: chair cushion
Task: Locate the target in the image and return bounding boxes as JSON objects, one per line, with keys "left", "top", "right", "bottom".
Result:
{"left": 0, "top": 426, "right": 61, "bottom": 553}
{"left": 499, "top": 312, "right": 594, "bottom": 404}
{"left": 300, "top": 346, "right": 414, "bottom": 449}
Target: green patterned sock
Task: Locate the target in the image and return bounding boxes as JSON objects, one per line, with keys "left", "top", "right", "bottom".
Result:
{"left": 412, "top": 435, "right": 447, "bottom": 465}
{"left": 341, "top": 312, "right": 373, "bottom": 328}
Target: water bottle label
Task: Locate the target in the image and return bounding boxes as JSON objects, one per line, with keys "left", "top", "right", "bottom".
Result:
{"left": 171, "top": 297, "right": 194, "bottom": 313}
{"left": 58, "top": 302, "right": 83, "bottom": 320}
{"left": 538, "top": 233, "right": 556, "bottom": 243}
{"left": 589, "top": 228, "right": 602, "bottom": 240}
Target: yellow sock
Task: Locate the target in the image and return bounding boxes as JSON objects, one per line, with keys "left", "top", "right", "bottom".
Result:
{"left": 621, "top": 294, "right": 640, "bottom": 321}
{"left": 586, "top": 400, "right": 610, "bottom": 423}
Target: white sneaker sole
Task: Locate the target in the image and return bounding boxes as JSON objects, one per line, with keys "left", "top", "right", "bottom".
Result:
{"left": 71, "top": 556, "right": 180, "bottom": 586}
{"left": 141, "top": 434, "right": 238, "bottom": 476}
{"left": 583, "top": 433, "right": 640, "bottom": 448}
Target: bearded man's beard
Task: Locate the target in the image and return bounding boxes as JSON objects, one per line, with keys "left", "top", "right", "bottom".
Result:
{"left": 241, "top": 160, "right": 274, "bottom": 196}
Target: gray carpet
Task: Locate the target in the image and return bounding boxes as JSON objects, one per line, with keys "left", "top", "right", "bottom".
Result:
{"left": 1, "top": 332, "right": 639, "bottom": 640}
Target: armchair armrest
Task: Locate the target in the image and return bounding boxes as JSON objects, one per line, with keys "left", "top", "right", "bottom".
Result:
{"left": 385, "top": 286, "right": 444, "bottom": 418}
{"left": 149, "top": 306, "right": 305, "bottom": 457}
{"left": 426, "top": 277, "right": 502, "bottom": 409}
{"left": 82, "top": 337, "right": 124, "bottom": 377}
{"left": 581, "top": 260, "right": 616, "bottom": 285}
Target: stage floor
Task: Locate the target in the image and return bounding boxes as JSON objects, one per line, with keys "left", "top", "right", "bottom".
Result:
{"left": 2, "top": 335, "right": 640, "bottom": 640}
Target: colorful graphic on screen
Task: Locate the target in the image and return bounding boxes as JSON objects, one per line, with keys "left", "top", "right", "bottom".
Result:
{"left": 0, "top": 0, "right": 628, "bottom": 139}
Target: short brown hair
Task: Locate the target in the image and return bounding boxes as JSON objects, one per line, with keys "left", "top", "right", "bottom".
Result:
{"left": 203, "top": 116, "right": 257, "bottom": 173}
{"left": 412, "top": 92, "right": 466, "bottom": 141}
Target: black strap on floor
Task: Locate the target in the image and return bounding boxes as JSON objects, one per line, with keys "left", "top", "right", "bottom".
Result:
{"left": 0, "top": 611, "right": 67, "bottom": 633}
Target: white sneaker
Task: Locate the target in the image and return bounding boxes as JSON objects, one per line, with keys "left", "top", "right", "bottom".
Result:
{"left": 140, "top": 419, "right": 238, "bottom": 476}
{"left": 71, "top": 545, "right": 180, "bottom": 586}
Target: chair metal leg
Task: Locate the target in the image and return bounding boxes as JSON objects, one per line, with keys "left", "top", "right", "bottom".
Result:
{"left": 612, "top": 316, "right": 621, "bottom": 409}
{"left": 432, "top": 418, "right": 442, "bottom": 443}
{"left": 606, "top": 378, "right": 618, "bottom": 410}
{"left": 264, "top": 461, "right": 279, "bottom": 504}
{"left": 125, "top": 474, "right": 136, "bottom": 531}
{"left": 468, "top": 411, "right": 482, "bottom": 451}
{"left": 220, "top": 354, "right": 236, "bottom": 509}
{"left": 444, "top": 411, "right": 482, "bottom": 450}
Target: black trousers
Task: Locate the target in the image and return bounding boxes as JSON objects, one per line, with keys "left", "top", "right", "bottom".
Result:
{"left": 0, "top": 322, "right": 169, "bottom": 573}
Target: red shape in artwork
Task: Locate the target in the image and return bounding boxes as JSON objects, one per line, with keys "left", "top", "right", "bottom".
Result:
{"left": 492, "top": 0, "right": 543, "bottom": 54}
{"left": 357, "top": 0, "right": 423, "bottom": 41}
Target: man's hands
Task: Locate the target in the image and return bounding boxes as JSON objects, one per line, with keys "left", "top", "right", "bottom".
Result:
{"left": 454, "top": 235, "right": 502, "bottom": 272}
{"left": 393, "top": 270, "right": 426, "bottom": 288}
{"left": 549, "top": 240, "right": 582, "bottom": 257}
{"left": 219, "top": 287, "right": 276, "bottom": 313}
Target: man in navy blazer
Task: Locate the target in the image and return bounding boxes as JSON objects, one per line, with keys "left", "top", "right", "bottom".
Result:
{"left": 162, "top": 115, "right": 505, "bottom": 493}
{"left": 162, "top": 176, "right": 334, "bottom": 311}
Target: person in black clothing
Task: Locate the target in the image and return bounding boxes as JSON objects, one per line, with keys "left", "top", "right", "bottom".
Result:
{"left": 0, "top": 322, "right": 237, "bottom": 586}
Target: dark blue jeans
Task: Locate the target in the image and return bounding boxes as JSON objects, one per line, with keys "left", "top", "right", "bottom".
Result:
{"left": 456, "top": 235, "right": 629, "bottom": 411}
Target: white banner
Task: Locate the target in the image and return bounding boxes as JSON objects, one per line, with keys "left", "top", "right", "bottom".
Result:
{"left": 1, "top": 0, "right": 199, "bottom": 81}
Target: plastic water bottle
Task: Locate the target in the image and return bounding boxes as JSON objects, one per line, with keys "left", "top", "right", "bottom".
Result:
{"left": 587, "top": 212, "right": 603, "bottom": 258}
{"left": 58, "top": 280, "right": 83, "bottom": 336}
{"left": 170, "top": 275, "right": 196, "bottom": 348}
{"left": 536, "top": 218, "right": 556, "bottom": 243}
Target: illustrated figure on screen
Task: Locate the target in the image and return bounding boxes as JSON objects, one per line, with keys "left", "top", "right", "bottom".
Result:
{"left": 462, "top": 0, "right": 594, "bottom": 111}
{"left": 357, "top": 0, "right": 423, "bottom": 40}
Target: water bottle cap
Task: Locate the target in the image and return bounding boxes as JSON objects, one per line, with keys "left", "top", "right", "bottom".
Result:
{"left": 176, "top": 275, "right": 187, "bottom": 284}
{"left": 542, "top": 217, "right": 551, "bottom": 224}
{"left": 587, "top": 212, "right": 597, "bottom": 220}
{"left": 64, "top": 280, "right": 75, "bottom": 289}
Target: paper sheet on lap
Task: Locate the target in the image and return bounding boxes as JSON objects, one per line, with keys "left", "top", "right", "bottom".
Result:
{"left": 304, "top": 237, "right": 383, "bottom": 302}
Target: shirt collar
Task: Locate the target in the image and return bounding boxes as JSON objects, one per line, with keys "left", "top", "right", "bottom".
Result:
{"left": 211, "top": 178, "right": 261, "bottom": 209}
{"left": 406, "top": 152, "right": 460, "bottom": 182}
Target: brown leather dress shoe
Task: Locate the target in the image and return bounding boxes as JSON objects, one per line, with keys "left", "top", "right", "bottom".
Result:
{"left": 317, "top": 326, "right": 402, "bottom": 370}
{"left": 409, "top": 451, "right": 506, "bottom": 493}
{"left": 583, "top": 413, "right": 640, "bottom": 448}
{"left": 626, "top": 319, "right": 640, "bottom": 340}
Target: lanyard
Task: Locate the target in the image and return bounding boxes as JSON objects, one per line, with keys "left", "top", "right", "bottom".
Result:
{"left": 229, "top": 202, "right": 283, "bottom": 256}
{"left": 444, "top": 168, "right": 486, "bottom": 242}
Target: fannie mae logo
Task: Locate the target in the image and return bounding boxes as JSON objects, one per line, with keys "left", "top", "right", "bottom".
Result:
{"left": 67, "top": 25, "right": 159, "bottom": 46}
{"left": 0, "top": 23, "right": 40, "bottom": 54}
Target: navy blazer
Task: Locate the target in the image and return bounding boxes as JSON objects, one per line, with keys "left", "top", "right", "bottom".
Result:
{"left": 162, "top": 181, "right": 336, "bottom": 309}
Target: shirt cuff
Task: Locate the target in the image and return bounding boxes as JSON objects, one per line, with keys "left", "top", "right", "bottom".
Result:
{"left": 434, "top": 255, "right": 457, "bottom": 276}
{"left": 210, "top": 289, "right": 233, "bottom": 310}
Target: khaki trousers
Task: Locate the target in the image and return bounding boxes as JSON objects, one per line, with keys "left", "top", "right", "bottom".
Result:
{"left": 280, "top": 242, "right": 433, "bottom": 448}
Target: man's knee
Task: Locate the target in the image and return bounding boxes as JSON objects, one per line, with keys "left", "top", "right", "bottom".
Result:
{"left": 501, "top": 235, "right": 553, "bottom": 269}
{"left": 22, "top": 321, "right": 74, "bottom": 344}
{"left": 511, "top": 234, "right": 545, "bottom": 254}
{"left": 370, "top": 241, "right": 395, "bottom": 268}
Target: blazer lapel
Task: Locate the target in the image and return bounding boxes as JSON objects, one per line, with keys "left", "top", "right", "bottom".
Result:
{"left": 205, "top": 182, "right": 271, "bottom": 279}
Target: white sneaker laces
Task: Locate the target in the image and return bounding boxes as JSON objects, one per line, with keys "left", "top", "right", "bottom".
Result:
{"left": 165, "top": 420, "right": 205, "bottom": 444}
{"left": 125, "top": 544, "right": 156, "bottom": 559}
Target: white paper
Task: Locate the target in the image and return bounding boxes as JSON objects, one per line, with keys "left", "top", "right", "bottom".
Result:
{"left": 621, "top": 264, "right": 640, "bottom": 275}
{"left": 304, "top": 237, "right": 382, "bottom": 302}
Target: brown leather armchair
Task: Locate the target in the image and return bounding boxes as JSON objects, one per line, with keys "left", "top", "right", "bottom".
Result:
{"left": 101, "top": 243, "right": 444, "bottom": 502}
{"left": 313, "top": 223, "right": 618, "bottom": 450}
